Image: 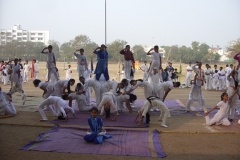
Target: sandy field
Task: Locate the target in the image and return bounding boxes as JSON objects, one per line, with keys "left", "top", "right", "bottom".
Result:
{"left": 0, "top": 62, "right": 240, "bottom": 160}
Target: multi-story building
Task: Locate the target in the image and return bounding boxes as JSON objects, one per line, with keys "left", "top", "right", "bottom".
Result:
{"left": 0, "top": 24, "right": 49, "bottom": 45}
{"left": 208, "top": 45, "right": 231, "bottom": 62}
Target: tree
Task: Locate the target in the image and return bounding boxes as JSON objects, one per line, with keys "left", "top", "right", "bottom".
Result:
{"left": 70, "top": 35, "right": 91, "bottom": 50}
{"left": 227, "top": 38, "right": 240, "bottom": 58}
{"left": 107, "top": 39, "right": 128, "bottom": 62}
{"left": 132, "top": 45, "right": 146, "bottom": 62}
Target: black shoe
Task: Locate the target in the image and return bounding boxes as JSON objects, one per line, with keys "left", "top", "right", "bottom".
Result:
{"left": 228, "top": 118, "right": 234, "bottom": 122}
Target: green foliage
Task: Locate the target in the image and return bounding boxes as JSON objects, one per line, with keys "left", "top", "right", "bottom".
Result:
{"left": 106, "top": 39, "right": 127, "bottom": 62}
{"left": 227, "top": 38, "right": 240, "bottom": 58}
{"left": 132, "top": 44, "right": 146, "bottom": 61}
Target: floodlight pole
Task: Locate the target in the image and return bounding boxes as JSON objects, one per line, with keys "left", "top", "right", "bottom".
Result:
{"left": 105, "top": 0, "right": 107, "bottom": 45}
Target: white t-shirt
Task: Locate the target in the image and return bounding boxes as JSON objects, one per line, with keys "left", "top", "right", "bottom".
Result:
{"left": 213, "top": 73, "right": 219, "bottom": 81}
{"left": 140, "top": 64, "right": 148, "bottom": 72}
{"left": 149, "top": 73, "right": 161, "bottom": 84}
{"left": 44, "top": 52, "right": 56, "bottom": 68}
{"left": 186, "top": 66, "right": 193, "bottom": 72}
{"left": 218, "top": 70, "right": 225, "bottom": 80}
{"left": 151, "top": 52, "right": 161, "bottom": 61}
{"left": 34, "top": 63, "right": 38, "bottom": 72}
{"left": 66, "top": 68, "right": 72, "bottom": 75}
{"left": 24, "top": 64, "right": 30, "bottom": 72}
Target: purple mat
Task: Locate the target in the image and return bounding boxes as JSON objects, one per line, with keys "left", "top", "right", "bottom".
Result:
{"left": 21, "top": 126, "right": 166, "bottom": 158}
{"left": 50, "top": 112, "right": 149, "bottom": 128}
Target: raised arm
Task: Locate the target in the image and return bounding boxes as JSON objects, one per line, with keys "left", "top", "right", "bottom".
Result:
{"left": 93, "top": 47, "right": 101, "bottom": 54}
{"left": 120, "top": 49, "right": 125, "bottom": 55}
{"left": 205, "top": 105, "right": 218, "bottom": 116}
{"left": 41, "top": 47, "right": 48, "bottom": 54}
{"left": 233, "top": 52, "right": 240, "bottom": 60}
{"left": 146, "top": 48, "right": 154, "bottom": 55}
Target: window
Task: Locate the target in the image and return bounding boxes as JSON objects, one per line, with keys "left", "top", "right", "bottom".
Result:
{"left": 38, "top": 33, "right": 43, "bottom": 36}
{"left": 38, "top": 38, "right": 43, "bottom": 40}
{"left": 18, "top": 38, "right": 22, "bottom": 41}
{"left": 17, "top": 33, "right": 22, "bottom": 36}
{"left": 13, "top": 35, "right": 16, "bottom": 37}
{"left": 31, "top": 33, "right": 35, "bottom": 35}
{"left": 23, "top": 38, "right": 27, "bottom": 40}
{"left": 31, "top": 38, "right": 35, "bottom": 40}
{"left": 23, "top": 33, "right": 27, "bottom": 35}
{"left": 6, "top": 33, "right": 11, "bottom": 36}
{"left": 13, "top": 30, "right": 16, "bottom": 32}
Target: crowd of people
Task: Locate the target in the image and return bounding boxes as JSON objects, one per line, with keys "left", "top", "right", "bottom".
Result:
{"left": 0, "top": 44, "right": 239, "bottom": 144}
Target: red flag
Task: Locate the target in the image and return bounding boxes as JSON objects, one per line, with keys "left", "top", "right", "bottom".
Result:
{"left": 31, "top": 59, "right": 35, "bottom": 78}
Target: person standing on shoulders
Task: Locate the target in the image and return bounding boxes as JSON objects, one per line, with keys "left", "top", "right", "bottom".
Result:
{"left": 120, "top": 45, "right": 135, "bottom": 79}
{"left": 93, "top": 44, "right": 109, "bottom": 81}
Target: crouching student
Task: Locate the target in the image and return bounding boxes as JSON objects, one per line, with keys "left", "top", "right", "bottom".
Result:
{"left": 204, "top": 92, "right": 230, "bottom": 126}
{"left": 68, "top": 83, "right": 87, "bottom": 111}
{"left": 38, "top": 95, "right": 75, "bottom": 121}
{"left": 116, "top": 94, "right": 137, "bottom": 113}
{"left": 98, "top": 92, "right": 118, "bottom": 121}
{"left": 135, "top": 96, "right": 170, "bottom": 128}
{"left": 83, "top": 107, "right": 112, "bottom": 144}
{"left": 0, "top": 87, "right": 17, "bottom": 116}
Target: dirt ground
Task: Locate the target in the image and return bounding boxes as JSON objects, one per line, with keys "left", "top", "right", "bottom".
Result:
{"left": 0, "top": 62, "right": 240, "bottom": 160}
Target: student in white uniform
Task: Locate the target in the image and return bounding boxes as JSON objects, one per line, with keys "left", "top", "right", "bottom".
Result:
{"left": 8, "top": 58, "right": 26, "bottom": 105}
{"left": 146, "top": 45, "right": 162, "bottom": 80}
{"left": 116, "top": 94, "right": 137, "bottom": 113}
{"left": 212, "top": 70, "right": 219, "bottom": 90}
{"left": 82, "top": 77, "right": 102, "bottom": 107}
{"left": 204, "top": 64, "right": 211, "bottom": 90}
{"left": 68, "top": 83, "right": 87, "bottom": 111}
{"left": 139, "top": 60, "right": 148, "bottom": 80}
{"left": 33, "top": 59, "right": 38, "bottom": 80}
{"left": 41, "top": 45, "right": 59, "bottom": 82}
{"left": 64, "top": 65, "right": 72, "bottom": 80}
{"left": 185, "top": 62, "right": 207, "bottom": 112}
{"left": 204, "top": 92, "right": 230, "bottom": 126}
{"left": 148, "top": 67, "right": 161, "bottom": 96}
{"left": 225, "top": 64, "right": 233, "bottom": 88}
{"left": 53, "top": 79, "right": 75, "bottom": 97}
{"left": 101, "top": 80, "right": 125, "bottom": 96}
{"left": 218, "top": 67, "right": 225, "bottom": 91}
{"left": 226, "top": 69, "right": 239, "bottom": 122}
{"left": 23, "top": 61, "right": 31, "bottom": 82}
{"left": 135, "top": 96, "right": 170, "bottom": 128}
{"left": 2, "top": 66, "right": 8, "bottom": 85}
{"left": 0, "top": 87, "right": 17, "bottom": 116}
{"left": 98, "top": 92, "right": 118, "bottom": 121}
{"left": 73, "top": 48, "right": 88, "bottom": 78}
{"left": 125, "top": 79, "right": 154, "bottom": 99}
{"left": 186, "top": 62, "right": 193, "bottom": 88}
{"left": 156, "top": 81, "right": 180, "bottom": 102}
{"left": 33, "top": 79, "right": 54, "bottom": 99}
{"left": 38, "top": 95, "right": 75, "bottom": 121}
{"left": 84, "top": 68, "right": 92, "bottom": 106}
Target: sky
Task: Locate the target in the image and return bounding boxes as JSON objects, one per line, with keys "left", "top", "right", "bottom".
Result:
{"left": 0, "top": 0, "right": 240, "bottom": 50}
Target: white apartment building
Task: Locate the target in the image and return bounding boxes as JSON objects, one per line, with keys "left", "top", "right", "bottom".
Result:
{"left": 0, "top": 24, "right": 49, "bottom": 45}
{"left": 208, "top": 46, "right": 230, "bottom": 62}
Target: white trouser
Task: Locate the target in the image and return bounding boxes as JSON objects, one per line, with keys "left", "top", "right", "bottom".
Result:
{"left": 228, "top": 102, "right": 238, "bottom": 119}
{"left": 186, "top": 84, "right": 207, "bottom": 112}
{"left": 23, "top": 71, "right": 29, "bottom": 82}
{"left": 85, "top": 88, "right": 91, "bottom": 105}
{"left": 68, "top": 93, "right": 86, "bottom": 111}
{"left": 1, "top": 102, "right": 17, "bottom": 115}
{"left": 3, "top": 76, "right": 8, "bottom": 85}
{"left": 205, "top": 115, "right": 230, "bottom": 126}
{"left": 186, "top": 72, "right": 192, "bottom": 87}
{"left": 93, "top": 85, "right": 101, "bottom": 107}
{"left": 142, "top": 72, "right": 147, "bottom": 80}
{"left": 9, "top": 83, "right": 26, "bottom": 104}
{"left": 48, "top": 67, "right": 58, "bottom": 82}
{"left": 205, "top": 75, "right": 211, "bottom": 90}
{"left": 53, "top": 83, "right": 63, "bottom": 97}
{"left": 144, "top": 85, "right": 154, "bottom": 99}
{"left": 158, "top": 106, "right": 170, "bottom": 126}
{"left": 34, "top": 71, "right": 38, "bottom": 80}
{"left": 78, "top": 65, "right": 85, "bottom": 77}
{"left": 146, "top": 60, "right": 160, "bottom": 80}
{"left": 66, "top": 74, "right": 72, "bottom": 80}
{"left": 124, "top": 60, "right": 132, "bottom": 79}
{"left": 218, "top": 79, "right": 224, "bottom": 90}
{"left": 212, "top": 79, "right": 218, "bottom": 90}
{"left": 151, "top": 82, "right": 160, "bottom": 97}
{"left": 43, "top": 84, "right": 54, "bottom": 99}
